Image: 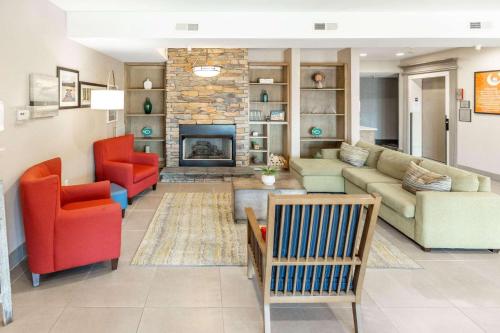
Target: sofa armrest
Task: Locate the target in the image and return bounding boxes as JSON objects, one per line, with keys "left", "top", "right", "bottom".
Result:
{"left": 131, "top": 152, "right": 159, "bottom": 167}
{"left": 321, "top": 148, "right": 340, "bottom": 160}
{"left": 61, "top": 181, "right": 110, "bottom": 205}
{"left": 415, "top": 191, "right": 500, "bottom": 249}
{"left": 103, "top": 161, "right": 134, "bottom": 186}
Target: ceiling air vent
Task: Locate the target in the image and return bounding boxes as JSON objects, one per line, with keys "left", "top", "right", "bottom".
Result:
{"left": 175, "top": 23, "right": 199, "bottom": 31}
{"left": 469, "top": 22, "right": 482, "bottom": 29}
{"left": 314, "top": 22, "right": 338, "bottom": 31}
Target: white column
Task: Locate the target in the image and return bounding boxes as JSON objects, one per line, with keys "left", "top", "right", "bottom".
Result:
{"left": 285, "top": 48, "right": 301, "bottom": 158}
{"left": 338, "top": 48, "right": 361, "bottom": 144}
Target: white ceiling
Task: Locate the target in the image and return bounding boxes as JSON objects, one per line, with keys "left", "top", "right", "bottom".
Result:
{"left": 50, "top": 0, "right": 500, "bottom": 12}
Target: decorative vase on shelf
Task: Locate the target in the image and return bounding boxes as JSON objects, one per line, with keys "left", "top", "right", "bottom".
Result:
{"left": 141, "top": 126, "right": 153, "bottom": 137}
{"left": 261, "top": 175, "right": 276, "bottom": 186}
{"left": 261, "top": 90, "right": 269, "bottom": 102}
{"left": 311, "top": 127, "right": 323, "bottom": 138}
{"left": 143, "top": 78, "right": 153, "bottom": 90}
{"left": 144, "top": 97, "right": 152, "bottom": 114}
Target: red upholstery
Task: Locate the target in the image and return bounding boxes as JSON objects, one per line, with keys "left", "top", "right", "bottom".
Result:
{"left": 20, "top": 158, "right": 122, "bottom": 275}
{"left": 93, "top": 134, "right": 159, "bottom": 199}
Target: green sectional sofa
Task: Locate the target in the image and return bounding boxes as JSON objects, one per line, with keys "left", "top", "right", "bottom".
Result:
{"left": 290, "top": 141, "right": 500, "bottom": 251}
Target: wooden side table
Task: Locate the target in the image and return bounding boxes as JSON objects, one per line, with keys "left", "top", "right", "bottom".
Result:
{"left": 232, "top": 173, "right": 307, "bottom": 223}
{"left": 0, "top": 181, "right": 12, "bottom": 325}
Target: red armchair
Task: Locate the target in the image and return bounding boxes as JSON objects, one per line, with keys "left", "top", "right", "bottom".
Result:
{"left": 93, "top": 134, "right": 159, "bottom": 203}
{"left": 19, "top": 158, "right": 122, "bottom": 287}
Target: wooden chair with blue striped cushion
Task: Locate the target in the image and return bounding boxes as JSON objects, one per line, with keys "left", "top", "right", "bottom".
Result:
{"left": 246, "top": 193, "right": 381, "bottom": 333}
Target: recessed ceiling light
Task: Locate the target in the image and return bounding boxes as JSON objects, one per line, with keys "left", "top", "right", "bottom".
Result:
{"left": 360, "top": 53, "right": 368, "bottom": 57}
{"left": 475, "top": 44, "right": 482, "bottom": 51}
{"left": 395, "top": 52, "right": 405, "bottom": 57}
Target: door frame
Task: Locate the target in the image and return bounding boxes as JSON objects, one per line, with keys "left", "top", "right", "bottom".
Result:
{"left": 407, "top": 71, "right": 450, "bottom": 164}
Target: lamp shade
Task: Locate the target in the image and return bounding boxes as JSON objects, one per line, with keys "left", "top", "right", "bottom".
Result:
{"left": 193, "top": 66, "right": 221, "bottom": 78}
{"left": 91, "top": 90, "right": 124, "bottom": 110}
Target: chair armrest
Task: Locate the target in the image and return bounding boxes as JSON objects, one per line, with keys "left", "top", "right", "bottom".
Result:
{"left": 131, "top": 152, "right": 159, "bottom": 167}
{"left": 321, "top": 148, "right": 340, "bottom": 159}
{"left": 61, "top": 181, "right": 110, "bottom": 205}
{"left": 102, "top": 161, "right": 134, "bottom": 186}
{"left": 245, "top": 207, "right": 266, "bottom": 255}
{"left": 416, "top": 191, "right": 500, "bottom": 248}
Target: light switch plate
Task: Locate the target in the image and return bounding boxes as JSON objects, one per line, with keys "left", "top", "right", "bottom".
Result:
{"left": 0, "top": 100, "right": 4, "bottom": 131}
{"left": 17, "top": 108, "right": 30, "bottom": 121}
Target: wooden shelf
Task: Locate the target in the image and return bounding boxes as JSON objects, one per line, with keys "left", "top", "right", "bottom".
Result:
{"left": 134, "top": 137, "right": 165, "bottom": 142}
{"left": 300, "top": 88, "right": 344, "bottom": 91}
{"left": 127, "top": 114, "right": 165, "bottom": 117}
{"left": 126, "top": 88, "right": 165, "bottom": 91}
{"left": 301, "top": 113, "right": 345, "bottom": 116}
{"left": 249, "top": 121, "right": 288, "bottom": 125}
{"left": 301, "top": 62, "right": 345, "bottom": 68}
{"left": 249, "top": 62, "right": 288, "bottom": 67}
{"left": 249, "top": 149, "right": 268, "bottom": 153}
{"left": 249, "top": 136, "right": 268, "bottom": 139}
{"left": 300, "top": 137, "right": 344, "bottom": 142}
{"left": 250, "top": 101, "right": 288, "bottom": 104}
{"left": 250, "top": 82, "right": 288, "bottom": 86}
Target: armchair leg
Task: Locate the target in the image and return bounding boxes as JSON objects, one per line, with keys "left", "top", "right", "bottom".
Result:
{"left": 352, "top": 302, "right": 363, "bottom": 333}
{"left": 152, "top": 184, "right": 157, "bottom": 191}
{"left": 111, "top": 258, "right": 119, "bottom": 270}
{"left": 32, "top": 273, "right": 40, "bottom": 288}
{"left": 128, "top": 198, "right": 133, "bottom": 205}
{"left": 263, "top": 303, "right": 271, "bottom": 333}
{"left": 247, "top": 247, "right": 255, "bottom": 279}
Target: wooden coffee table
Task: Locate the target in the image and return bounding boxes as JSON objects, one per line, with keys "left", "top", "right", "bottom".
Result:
{"left": 232, "top": 173, "right": 306, "bottom": 223}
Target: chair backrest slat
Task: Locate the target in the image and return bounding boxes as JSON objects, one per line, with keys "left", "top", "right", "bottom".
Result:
{"left": 264, "top": 193, "right": 381, "bottom": 301}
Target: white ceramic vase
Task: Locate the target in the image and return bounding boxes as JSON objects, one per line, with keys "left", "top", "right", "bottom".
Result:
{"left": 143, "top": 78, "right": 153, "bottom": 90}
{"left": 261, "top": 175, "right": 276, "bottom": 186}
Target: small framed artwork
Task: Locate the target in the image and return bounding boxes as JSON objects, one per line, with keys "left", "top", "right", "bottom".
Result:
{"left": 29, "top": 73, "right": 59, "bottom": 118}
{"left": 474, "top": 70, "right": 500, "bottom": 115}
{"left": 57, "top": 67, "right": 79, "bottom": 109}
{"left": 107, "top": 110, "right": 117, "bottom": 123}
{"left": 270, "top": 110, "right": 285, "bottom": 121}
{"left": 79, "top": 81, "right": 106, "bottom": 108}
{"left": 459, "top": 108, "right": 472, "bottom": 122}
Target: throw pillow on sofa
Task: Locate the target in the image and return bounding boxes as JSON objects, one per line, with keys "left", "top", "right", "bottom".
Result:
{"left": 402, "top": 161, "right": 452, "bottom": 194}
{"left": 339, "top": 142, "right": 369, "bottom": 167}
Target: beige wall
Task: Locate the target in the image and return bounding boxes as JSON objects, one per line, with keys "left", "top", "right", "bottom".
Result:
{"left": 401, "top": 48, "right": 500, "bottom": 176}
{"left": 0, "top": 0, "right": 124, "bottom": 254}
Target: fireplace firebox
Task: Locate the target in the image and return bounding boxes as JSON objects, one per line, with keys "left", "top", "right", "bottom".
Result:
{"left": 179, "top": 124, "right": 236, "bottom": 167}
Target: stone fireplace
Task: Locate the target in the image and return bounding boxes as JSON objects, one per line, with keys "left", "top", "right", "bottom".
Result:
{"left": 165, "top": 48, "right": 249, "bottom": 167}
{"left": 179, "top": 124, "right": 236, "bottom": 167}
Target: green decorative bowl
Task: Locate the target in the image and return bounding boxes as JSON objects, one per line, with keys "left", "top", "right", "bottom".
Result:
{"left": 311, "top": 127, "right": 322, "bottom": 137}
{"left": 141, "top": 126, "right": 153, "bottom": 137}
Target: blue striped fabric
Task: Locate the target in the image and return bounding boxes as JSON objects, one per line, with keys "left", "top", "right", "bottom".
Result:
{"left": 270, "top": 204, "right": 361, "bottom": 293}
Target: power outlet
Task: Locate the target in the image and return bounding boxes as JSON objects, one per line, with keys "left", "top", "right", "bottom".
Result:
{"left": 17, "top": 108, "right": 30, "bottom": 121}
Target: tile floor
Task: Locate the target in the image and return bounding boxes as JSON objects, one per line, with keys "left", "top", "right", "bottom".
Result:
{"left": 5, "top": 181, "right": 500, "bottom": 333}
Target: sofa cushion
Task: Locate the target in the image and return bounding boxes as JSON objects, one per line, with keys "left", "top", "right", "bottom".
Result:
{"left": 339, "top": 142, "right": 369, "bottom": 167}
{"left": 377, "top": 149, "right": 422, "bottom": 180}
{"left": 420, "top": 159, "right": 480, "bottom": 192}
{"left": 355, "top": 141, "right": 386, "bottom": 168}
{"left": 367, "top": 183, "right": 416, "bottom": 218}
{"left": 342, "top": 168, "right": 400, "bottom": 191}
{"left": 290, "top": 158, "right": 351, "bottom": 176}
{"left": 133, "top": 164, "right": 156, "bottom": 182}
{"left": 402, "top": 161, "right": 452, "bottom": 194}
{"left": 62, "top": 198, "right": 116, "bottom": 210}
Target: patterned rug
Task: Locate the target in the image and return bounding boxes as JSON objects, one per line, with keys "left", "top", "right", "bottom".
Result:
{"left": 131, "top": 192, "right": 420, "bottom": 269}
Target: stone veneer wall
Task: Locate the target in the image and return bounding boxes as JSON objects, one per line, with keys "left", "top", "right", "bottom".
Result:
{"left": 165, "top": 48, "right": 249, "bottom": 167}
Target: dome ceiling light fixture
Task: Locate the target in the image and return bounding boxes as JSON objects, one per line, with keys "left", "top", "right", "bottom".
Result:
{"left": 192, "top": 49, "right": 222, "bottom": 78}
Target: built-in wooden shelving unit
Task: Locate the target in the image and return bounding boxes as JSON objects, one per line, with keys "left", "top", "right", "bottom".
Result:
{"left": 124, "top": 62, "right": 166, "bottom": 168}
{"left": 299, "top": 62, "right": 346, "bottom": 158}
{"left": 248, "top": 62, "right": 290, "bottom": 168}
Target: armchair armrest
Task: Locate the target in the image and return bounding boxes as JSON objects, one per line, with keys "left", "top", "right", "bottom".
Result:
{"left": 102, "top": 161, "right": 133, "bottom": 186}
{"left": 61, "top": 181, "right": 110, "bottom": 206}
{"left": 245, "top": 207, "right": 266, "bottom": 255}
{"left": 321, "top": 148, "right": 340, "bottom": 160}
{"left": 131, "top": 152, "right": 159, "bottom": 167}
{"left": 415, "top": 191, "right": 500, "bottom": 249}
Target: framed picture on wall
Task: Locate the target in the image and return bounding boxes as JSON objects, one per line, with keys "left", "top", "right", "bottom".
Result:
{"left": 57, "top": 67, "right": 80, "bottom": 109}
{"left": 107, "top": 110, "right": 117, "bottom": 123}
{"left": 29, "top": 73, "right": 59, "bottom": 118}
{"left": 79, "top": 81, "right": 106, "bottom": 108}
{"left": 474, "top": 70, "right": 500, "bottom": 115}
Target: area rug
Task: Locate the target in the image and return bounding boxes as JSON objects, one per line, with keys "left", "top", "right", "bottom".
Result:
{"left": 131, "top": 192, "right": 420, "bottom": 269}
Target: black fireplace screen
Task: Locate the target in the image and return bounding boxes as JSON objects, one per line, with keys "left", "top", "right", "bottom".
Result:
{"left": 179, "top": 124, "right": 236, "bottom": 167}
